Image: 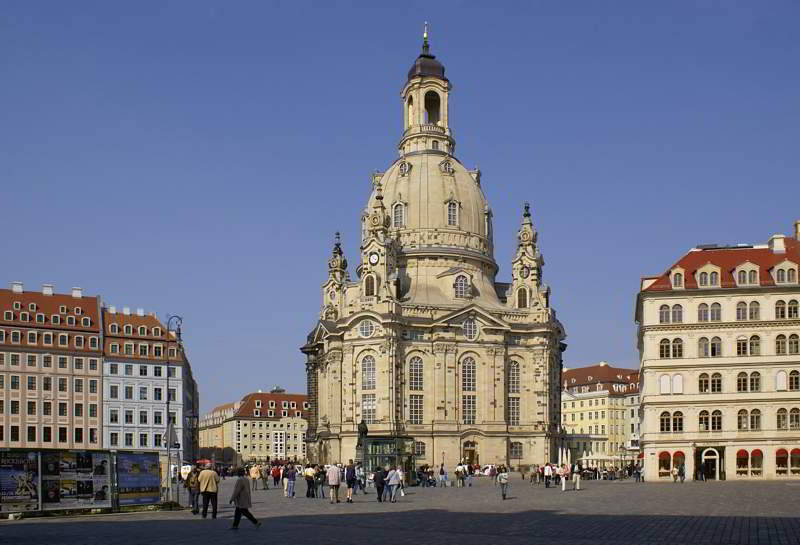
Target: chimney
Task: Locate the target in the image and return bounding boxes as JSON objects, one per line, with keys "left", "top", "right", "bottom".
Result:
{"left": 10, "top": 281, "right": 23, "bottom": 293}
{"left": 108, "top": 305, "right": 116, "bottom": 314}
{"left": 123, "top": 307, "right": 130, "bottom": 315}
{"left": 42, "top": 284, "right": 54, "bottom": 296}
{"left": 71, "top": 287, "right": 83, "bottom": 298}
{"left": 795, "top": 220, "right": 800, "bottom": 241}
{"left": 769, "top": 234, "right": 786, "bottom": 254}
{"left": 136, "top": 308, "right": 144, "bottom": 317}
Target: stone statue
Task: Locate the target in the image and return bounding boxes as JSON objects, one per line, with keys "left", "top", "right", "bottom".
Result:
{"left": 357, "top": 419, "right": 369, "bottom": 447}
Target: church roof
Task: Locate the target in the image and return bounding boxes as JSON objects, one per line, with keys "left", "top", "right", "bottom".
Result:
{"left": 407, "top": 30, "right": 446, "bottom": 82}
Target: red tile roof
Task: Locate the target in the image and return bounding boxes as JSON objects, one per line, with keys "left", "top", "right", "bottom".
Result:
{"left": 645, "top": 236, "right": 800, "bottom": 292}
{"left": 233, "top": 392, "right": 308, "bottom": 420}
{"left": 563, "top": 363, "right": 640, "bottom": 394}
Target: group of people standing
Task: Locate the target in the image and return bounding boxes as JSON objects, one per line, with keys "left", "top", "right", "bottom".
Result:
{"left": 526, "top": 462, "right": 584, "bottom": 491}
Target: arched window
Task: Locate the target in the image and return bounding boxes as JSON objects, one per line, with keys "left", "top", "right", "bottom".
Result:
{"left": 750, "top": 409, "right": 761, "bottom": 430}
{"left": 776, "top": 370, "right": 788, "bottom": 391}
{"left": 710, "top": 272, "right": 719, "bottom": 286}
{"left": 454, "top": 275, "right": 469, "bottom": 298}
{"left": 364, "top": 275, "right": 376, "bottom": 297}
{"left": 776, "top": 449, "right": 789, "bottom": 475}
{"left": 124, "top": 325, "right": 132, "bottom": 335}
{"left": 672, "top": 273, "right": 683, "bottom": 288}
{"left": 738, "top": 270, "right": 747, "bottom": 284}
{"left": 361, "top": 355, "right": 376, "bottom": 390}
{"left": 461, "top": 357, "right": 476, "bottom": 392}
{"left": 424, "top": 90, "right": 441, "bottom": 124}
{"left": 672, "top": 411, "right": 684, "bottom": 432}
{"left": 659, "top": 339, "right": 671, "bottom": 359}
{"left": 393, "top": 202, "right": 405, "bottom": 228}
{"left": 699, "top": 272, "right": 709, "bottom": 286}
{"left": 711, "top": 410, "right": 723, "bottom": 431}
{"left": 791, "top": 335, "right": 800, "bottom": 355}
{"left": 711, "top": 373, "right": 723, "bottom": 393}
{"left": 777, "top": 269, "right": 786, "bottom": 283}
{"left": 750, "top": 372, "right": 761, "bottom": 392}
{"left": 672, "top": 374, "right": 683, "bottom": 394}
{"left": 710, "top": 337, "right": 722, "bottom": 357}
{"left": 737, "top": 409, "right": 749, "bottom": 430}
{"left": 508, "top": 361, "right": 520, "bottom": 394}
{"left": 788, "top": 300, "right": 799, "bottom": 318}
{"left": 736, "top": 302, "right": 747, "bottom": 321}
{"left": 517, "top": 288, "right": 528, "bottom": 309}
{"left": 749, "top": 270, "right": 758, "bottom": 284}
{"left": 409, "top": 356, "right": 423, "bottom": 391}
{"left": 710, "top": 303, "right": 721, "bottom": 321}
{"left": 698, "top": 373, "right": 710, "bottom": 393}
{"left": 791, "top": 408, "right": 800, "bottom": 430}
{"left": 749, "top": 301, "right": 760, "bottom": 320}
{"left": 671, "top": 304, "right": 683, "bottom": 323}
{"left": 658, "top": 452, "right": 671, "bottom": 476}
{"left": 672, "top": 339, "right": 683, "bottom": 358}
{"left": 776, "top": 335, "right": 787, "bottom": 355}
{"left": 736, "top": 449, "right": 749, "bottom": 475}
{"left": 659, "top": 374, "right": 671, "bottom": 394}
{"left": 447, "top": 201, "right": 458, "bottom": 226}
{"left": 110, "top": 324, "right": 118, "bottom": 334}
{"left": 660, "top": 411, "right": 671, "bottom": 432}
{"left": 776, "top": 300, "right": 786, "bottom": 319}
{"left": 777, "top": 408, "right": 788, "bottom": 430}
{"left": 659, "top": 305, "right": 670, "bottom": 324}
{"left": 698, "top": 337, "right": 710, "bottom": 358}
{"left": 463, "top": 318, "right": 478, "bottom": 340}
{"left": 789, "top": 269, "right": 797, "bottom": 282}
{"left": 737, "top": 372, "right": 748, "bottom": 392}
{"left": 699, "top": 410, "right": 710, "bottom": 431}
{"left": 698, "top": 304, "right": 709, "bottom": 322}
{"left": 750, "top": 335, "right": 761, "bottom": 356}
{"left": 790, "top": 370, "right": 800, "bottom": 391}
{"left": 407, "top": 96, "right": 414, "bottom": 127}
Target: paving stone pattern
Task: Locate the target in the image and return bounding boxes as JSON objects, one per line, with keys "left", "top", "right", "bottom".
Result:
{"left": 3, "top": 477, "right": 800, "bottom": 545}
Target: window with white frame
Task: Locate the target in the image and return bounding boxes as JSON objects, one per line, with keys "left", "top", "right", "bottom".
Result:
{"left": 392, "top": 202, "right": 405, "bottom": 228}
{"left": 361, "top": 355, "right": 376, "bottom": 390}
{"left": 454, "top": 275, "right": 470, "bottom": 298}
{"left": 463, "top": 318, "right": 478, "bottom": 340}
{"left": 362, "top": 394, "right": 376, "bottom": 424}
{"left": 409, "top": 394, "right": 423, "bottom": 424}
{"left": 447, "top": 201, "right": 458, "bottom": 226}
{"left": 462, "top": 394, "right": 476, "bottom": 425}
{"left": 508, "top": 397, "right": 520, "bottom": 426}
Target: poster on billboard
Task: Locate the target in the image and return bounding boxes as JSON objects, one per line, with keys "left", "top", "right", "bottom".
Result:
{"left": 40, "top": 451, "right": 112, "bottom": 510}
{"left": 117, "top": 452, "right": 161, "bottom": 506}
{"left": 0, "top": 451, "right": 40, "bottom": 512}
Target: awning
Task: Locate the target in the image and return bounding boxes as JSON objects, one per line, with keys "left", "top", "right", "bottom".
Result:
{"left": 751, "top": 449, "right": 763, "bottom": 458}
{"left": 776, "top": 449, "right": 788, "bottom": 457}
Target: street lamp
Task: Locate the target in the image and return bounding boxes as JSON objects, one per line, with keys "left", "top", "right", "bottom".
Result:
{"left": 165, "top": 315, "right": 183, "bottom": 504}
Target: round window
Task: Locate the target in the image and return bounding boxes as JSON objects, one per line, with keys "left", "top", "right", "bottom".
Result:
{"left": 359, "top": 320, "right": 376, "bottom": 338}
{"left": 463, "top": 318, "right": 478, "bottom": 340}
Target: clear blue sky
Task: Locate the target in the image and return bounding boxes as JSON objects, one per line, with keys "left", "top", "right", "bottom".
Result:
{"left": 2, "top": 2, "right": 799, "bottom": 413}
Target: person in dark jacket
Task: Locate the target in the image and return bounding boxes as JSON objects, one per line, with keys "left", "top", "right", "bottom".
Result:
{"left": 373, "top": 467, "right": 386, "bottom": 502}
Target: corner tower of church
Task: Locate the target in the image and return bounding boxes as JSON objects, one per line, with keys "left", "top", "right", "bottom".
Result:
{"left": 302, "top": 29, "right": 566, "bottom": 469}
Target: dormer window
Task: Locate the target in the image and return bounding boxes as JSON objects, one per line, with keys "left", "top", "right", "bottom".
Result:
{"left": 51, "top": 315, "right": 60, "bottom": 325}
{"left": 124, "top": 325, "right": 133, "bottom": 335}
{"left": 153, "top": 327, "right": 162, "bottom": 337}
{"left": 454, "top": 275, "right": 470, "bottom": 298}
{"left": 28, "top": 303, "right": 36, "bottom": 312}
{"left": 110, "top": 324, "right": 119, "bottom": 334}
{"left": 81, "top": 317, "right": 90, "bottom": 327}
{"left": 672, "top": 273, "right": 683, "bottom": 288}
{"left": 66, "top": 316, "right": 75, "bottom": 326}
{"left": 74, "top": 307, "right": 82, "bottom": 315}
{"left": 13, "top": 302, "right": 21, "bottom": 310}
{"left": 59, "top": 305, "right": 66, "bottom": 314}
{"left": 710, "top": 272, "right": 718, "bottom": 286}
{"left": 20, "top": 312, "right": 29, "bottom": 322}
{"left": 777, "top": 269, "right": 786, "bottom": 283}
{"left": 138, "top": 326, "right": 147, "bottom": 336}
{"left": 749, "top": 270, "right": 758, "bottom": 284}
{"left": 36, "top": 313, "right": 45, "bottom": 323}
{"left": 699, "top": 272, "right": 708, "bottom": 286}
{"left": 392, "top": 202, "right": 405, "bottom": 228}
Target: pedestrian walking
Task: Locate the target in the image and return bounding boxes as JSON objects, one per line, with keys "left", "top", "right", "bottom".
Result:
{"left": 356, "top": 463, "right": 368, "bottom": 494}
{"left": 198, "top": 464, "right": 220, "bottom": 519}
{"left": 386, "top": 466, "right": 401, "bottom": 502}
{"left": 184, "top": 464, "right": 201, "bottom": 515}
{"left": 544, "top": 463, "right": 552, "bottom": 488}
{"left": 249, "top": 465, "right": 261, "bottom": 491}
{"left": 229, "top": 468, "right": 262, "bottom": 530}
{"left": 261, "top": 465, "right": 269, "bottom": 490}
{"left": 560, "top": 464, "right": 568, "bottom": 492}
{"left": 326, "top": 463, "right": 341, "bottom": 503}
{"left": 284, "top": 464, "right": 296, "bottom": 498}
{"left": 345, "top": 460, "right": 357, "bottom": 503}
{"left": 271, "top": 465, "right": 281, "bottom": 488}
{"left": 572, "top": 462, "right": 582, "bottom": 491}
{"left": 498, "top": 465, "right": 509, "bottom": 500}
{"left": 679, "top": 463, "right": 686, "bottom": 483}
{"left": 373, "top": 466, "right": 386, "bottom": 502}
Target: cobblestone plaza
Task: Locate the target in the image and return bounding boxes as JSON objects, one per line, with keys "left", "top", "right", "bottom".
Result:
{"left": 5, "top": 477, "right": 799, "bottom": 545}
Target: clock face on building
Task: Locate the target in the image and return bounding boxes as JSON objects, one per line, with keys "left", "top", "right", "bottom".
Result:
{"left": 521, "top": 266, "right": 530, "bottom": 278}
{"left": 369, "top": 252, "right": 380, "bottom": 265}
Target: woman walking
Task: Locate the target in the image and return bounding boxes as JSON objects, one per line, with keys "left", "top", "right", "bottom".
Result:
{"left": 228, "top": 468, "right": 262, "bottom": 530}
{"left": 498, "top": 465, "right": 509, "bottom": 500}
{"left": 386, "top": 466, "right": 401, "bottom": 502}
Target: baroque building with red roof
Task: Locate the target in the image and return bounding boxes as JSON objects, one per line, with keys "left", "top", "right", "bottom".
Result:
{"left": 636, "top": 221, "right": 800, "bottom": 480}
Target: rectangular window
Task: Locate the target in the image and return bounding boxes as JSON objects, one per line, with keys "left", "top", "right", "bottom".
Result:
{"left": 124, "top": 364, "right": 133, "bottom": 375}
{"left": 139, "top": 433, "right": 148, "bottom": 447}
{"left": 169, "top": 412, "right": 176, "bottom": 424}
{"left": 168, "top": 366, "right": 176, "bottom": 378}
{"left": 362, "top": 394, "right": 376, "bottom": 424}
{"left": 409, "top": 394, "right": 423, "bottom": 424}
{"left": 124, "top": 410, "right": 133, "bottom": 424}
{"left": 10, "top": 354, "right": 19, "bottom": 366}
{"left": 153, "top": 433, "right": 161, "bottom": 447}
{"left": 43, "top": 426, "right": 52, "bottom": 442}
{"left": 124, "top": 433, "right": 133, "bottom": 447}
{"left": 11, "top": 375, "right": 19, "bottom": 390}
{"left": 139, "top": 345, "right": 148, "bottom": 357}
{"left": 58, "top": 378, "right": 67, "bottom": 392}
{"left": 110, "top": 344, "right": 119, "bottom": 354}
{"left": 27, "top": 331, "right": 36, "bottom": 344}
{"left": 110, "top": 385, "right": 118, "bottom": 399}
{"left": 139, "top": 365, "right": 148, "bottom": 376}
{"left": 154, "top": 411, "right": 162, "bottom": 425}
{"left": 43, "top": 333, "right": 52, "bottom": 345}
{"left": 89, "top": 428, "right": 97, "bottom": 444}
{"left": 110, "top": 432, "right": 118, "bottom": 446}
{"left": 58, "top": 402, "right": 67, "bottom": 417}
{"left": 139, "top": 411, "right": 148, "bottom": 424}
{"left": 168, "top": 388, "right": 176, "bottom": 402}
{"left": 27, "top": 375, "right": 36, "bottom": 390}
{"left": 154, "top": 387, "right": 162, "bottom": 401}
{"left": 58, "top": 356, "right": 68, "bottom": 369}
{"left": 26, "top": 426, "right": 36, "bottom": 442}
{"left": 508, "top": 397, "right": 520, "bottom": 426}
{"left": 89, "top": 379, "right": 97, "bottom": 394}
{"left": 139, "top": 386, "right": 148, "bottom": 400}
{"left": 124, "top": 344, "right": 133, "bottom": 355}
{"left": 110, "top": 409, "right": 119, "bottom": 423}
{"left": 462, "top": 394, "right": 476, "bottom": 425}
{"left": 124, "top": 386, "right": 133, "bottom": 400}
{"left": 74, "top": 428, "right": 83, "bottom": 443}
{"left": 11, "top": 331, "right": 20, "bottom": 343}
{"left": 27, "top": 354, "right": 36, "bottom": 367}
{"left": 11, "top": 400, "right": 19, "bottom": 414}
{"left": 153, "top": 365, "right": 162, "bottom": 376}
{"left": 74, "top": 403, "right": 83, "bottom": 417}
{"left": 11, "top": 426, "right": 19, "bottom": 442}
{"left": 109, "top": 363, "right": 118, "bottom": 375}
{"left": 58, "top": 334, "right": 68, "bottom": 346}
{"left": 89, "top": 404, "right": 97, "bottom": 418}
{"left": 42, "top": 355, "right": 52, "bottom": 367}
{"left": 73, "top": 358, "right": 83, "bottom": 370}
{"left": 27, "top": 400, "right": 36, "bottom": 415}
{"left": 75, "top": 336, "right": 84, "bottom": 348}
{"left": 74, "top": 379, "right": 83, "bottom": 393}
{"left": 43, "top": 401, "right": 51, "bottom": 416}
{"left": 58, "top": 427, "right": 67, "bottom": 443}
